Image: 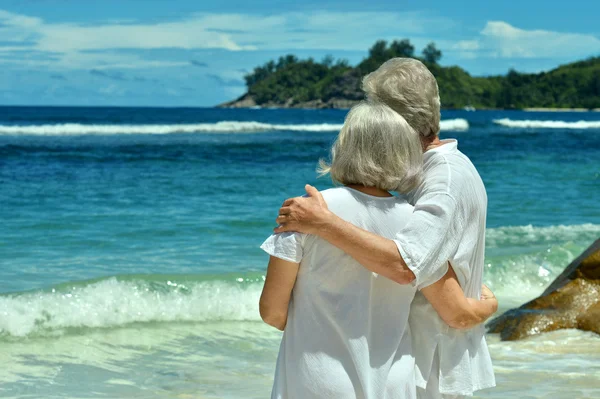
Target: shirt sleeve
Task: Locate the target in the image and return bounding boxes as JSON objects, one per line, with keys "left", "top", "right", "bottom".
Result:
{"left": 394, "top": 192, "right": 463, "bottom": 290}
{"left": 260, "top": 232, "right": 305, "bottom": 263}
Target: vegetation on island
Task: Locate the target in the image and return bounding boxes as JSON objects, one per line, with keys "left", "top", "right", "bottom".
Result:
{"left": 227, "top": 39, "right": 600, "bottom": 109}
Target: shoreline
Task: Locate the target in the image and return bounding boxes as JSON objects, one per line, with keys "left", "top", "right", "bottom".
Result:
{"left": 523, "top": 107, "right": 600, "bottom": 112}
{"left": 218, "top": 102, "right": 600, "bottom": 112}
{"left": 218, "top": 94, "right": 600, "bottom": 111}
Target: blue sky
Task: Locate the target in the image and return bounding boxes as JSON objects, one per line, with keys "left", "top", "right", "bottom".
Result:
{"left": 1, "top": 0, "right": 599, "bottom": 106}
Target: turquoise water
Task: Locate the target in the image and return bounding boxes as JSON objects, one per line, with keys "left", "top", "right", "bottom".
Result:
{"left": 0, "top": 107, "right": 599, "bottom": 397}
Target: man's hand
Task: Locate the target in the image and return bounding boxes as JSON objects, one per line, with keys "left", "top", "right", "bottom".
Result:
{"left": 480, "top": 284, "right": 498, "bottom": 315}
{"left": 480, "top": 284, "right": 496, "bottom": 301}
{"left": 274, "top": 185, "right": 332, "bottom": 235}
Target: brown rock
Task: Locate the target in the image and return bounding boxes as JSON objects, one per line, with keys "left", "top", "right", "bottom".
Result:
{"left": 487, "top": 239, "right": 600, "bottom": 340}
{"left": 578, "top": 302, "right": 600, "bottom": 333}
{"left": 326, "top": 98, "right": 361, "bottom": 109}
{"left": 579, "top": 249, "right": 600, "bottom": 279}
{"left": 291, "top": 99, "right": 324, "bottom": 109}
{"left": 217, "top": 94, "right": 257, "bottom": 108}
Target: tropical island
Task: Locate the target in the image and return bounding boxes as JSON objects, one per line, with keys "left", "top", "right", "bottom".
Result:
{"left": 220, "top": 39, "right": 600, "bottom": 110}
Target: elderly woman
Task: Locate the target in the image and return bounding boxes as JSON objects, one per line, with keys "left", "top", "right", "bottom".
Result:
{"left": 259, "top": 101, "right": 497, "bottom": 399}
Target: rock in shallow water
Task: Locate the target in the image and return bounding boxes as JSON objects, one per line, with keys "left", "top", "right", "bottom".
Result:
{"left": 487, "top": 239, "right": 600, "bottom": 341}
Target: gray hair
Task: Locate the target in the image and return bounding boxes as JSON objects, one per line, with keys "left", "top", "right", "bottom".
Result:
{"left": 318, "top": 101, "right": 423, "bottom": 193}
{"left": 362, "top": 58, "right": 441, "bottom": 138}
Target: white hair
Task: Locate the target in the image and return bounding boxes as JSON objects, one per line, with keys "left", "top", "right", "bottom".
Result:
{"left": 318, "top": 101, "right": 423, "bottom": 193}
{"left": 362, "top": 58, "right": 441, "bottom": 138}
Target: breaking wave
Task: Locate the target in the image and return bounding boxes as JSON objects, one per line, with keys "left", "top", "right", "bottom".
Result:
{"left": 0, "top": 275, "right": 264, "bottom": 338}
{"left": 1, "top": 222, "right": 595, "bottom": 338}
{"left": 485, "top": 223, "right": 600, "bottom": 248}
{"left": 493, "top": 118, "right": 600, "bottom": 129}
{"left": 0, "top": 119, "right": 469, "bottom": 135}
{"left": 2, "top": 222, "right": 598, "bottom": 338}
{"left": 440, "top": 118, "right": 469, "bottom": 131}
{"left": 0, "top": 122, "right": 341, "bottom": 135}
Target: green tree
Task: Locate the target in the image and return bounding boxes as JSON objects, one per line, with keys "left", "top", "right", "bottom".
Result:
{"left": 240, "top": 40, "right": 600, "bottom": 110}
{"left": 422, "top": 42, "right": 442, "bottom": 64}
{"left": 276, "top": 54, "right": 298, "bottom": 70}
{"left": 368, "top": 40, "right": 388, "bottom": 61}
{"left": 334, "top": 58, "right": 350, "bottom": 68}
{"left": 389, "top": 39, "right": 414, "bottom": 58}
{"left": 321, "top": 54, "right": 335, "bottom": 68}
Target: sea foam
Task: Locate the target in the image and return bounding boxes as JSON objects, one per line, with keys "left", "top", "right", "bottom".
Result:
{"left": 439, "top": 118, "right": 469, "bottom": 131}
{"left": 3, "top": 223, "right": 594, "bottom": 338}
{"left": 484, "top": 223, "right": 600, "bottom": 307}
{"left": 494, "top": 118, "right": 600, "bottom": 129}
{"left": 0, "top": 122, "right": 341, "bottom": 135}
{"left": 0, "top": 277, "right": 263, "bottom": 337}
{"left": 485, "top": 223, "right": 600, "bottom": 248}
{"left": 0, "top": 118, "right": 469, "bottom": 135}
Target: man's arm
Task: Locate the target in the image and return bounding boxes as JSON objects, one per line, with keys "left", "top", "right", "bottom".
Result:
{"left": 275, "top": 185, "right": 415, "bottom": 284}
{"left": 421, "top": 265, "right": 498, "bottom": 330}
{"left": 276, "top": 186, "right": 496, "bottom": 329}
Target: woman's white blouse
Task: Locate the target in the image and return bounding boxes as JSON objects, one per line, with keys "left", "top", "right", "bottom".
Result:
{"left": 262, "top": 187, "right": 439, "bottom": 399}
{"left": 394, "top": 140, "right": 496, "bottom": 395}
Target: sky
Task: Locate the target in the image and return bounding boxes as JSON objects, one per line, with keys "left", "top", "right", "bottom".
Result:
{"left": 0, "top": 0, "right": 599, "bottom": 107}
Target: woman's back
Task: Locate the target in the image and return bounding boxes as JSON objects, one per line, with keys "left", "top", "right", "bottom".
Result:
{"left": 261, "top": 187, "right": 417, "bottom": 399}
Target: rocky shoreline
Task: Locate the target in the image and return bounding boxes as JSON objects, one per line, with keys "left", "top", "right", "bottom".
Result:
{"left": 488, "top": 239, "right": 600, "bottom": 341}
{"left": 217, "top": 94, "right": 361, "bottom": 109}
{"left": 218, "top": 95, "right": 600, "bottom": 111}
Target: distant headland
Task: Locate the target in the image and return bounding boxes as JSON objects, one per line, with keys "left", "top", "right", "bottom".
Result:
{"left": 219, "top": 39, "right": 600, "bottom": 110}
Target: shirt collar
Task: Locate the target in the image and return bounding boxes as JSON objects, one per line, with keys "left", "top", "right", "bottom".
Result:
{"left": 424, "top": 139, "right": 458, "bottom": 159}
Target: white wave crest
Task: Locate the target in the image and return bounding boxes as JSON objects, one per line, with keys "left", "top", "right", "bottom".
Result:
{"left": 0, "top": 121, "right": 343, "bottom": 135}
{"left": 485, "top": 247, "right": 582, "bottom": 307}
{"left": 1, "top": 222, "right": 596, "bottom": 338}
{"left": 494, "top": 118, "right": 600, "bottom": 129}
{"left": 439, "top": 118, "right": 469, "bottom": 131}
{"left": 0, "top": 278, "right": 263, "bottom": 337}
{"left": 486, "top": 223, "right": 600, "bottom": 248}
{"left": 0, "top": 118, "right": 469, "bottom": 136}
{"left": 483, "top": 223, "right": 600, "bottom": 307}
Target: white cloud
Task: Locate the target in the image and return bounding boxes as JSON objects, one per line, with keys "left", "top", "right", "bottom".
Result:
{"left": 0, "top": 9, "right": 257, "bottom": 55}
{"left": 476, "top": 21, "right": 600, "bottom": 59}
{"left": 36, "top": 20, "right": 257, "bottom": 53}
{"left": 0, "top": 9, "right": 42, "bottom": 28}
{"left": 453, "top": 40, "right": 480, "bottom": 51}
{"left": 56, "top": 51, "right": 189, "bottom": 70}
{"left": 3, "top": 8, "right": 598, "bottom": 79}
{"left": 0, "top": 8, "right": 452, "bottom": 69}
{"left": 450, "top": 40, "right": 480, "bottom": 59}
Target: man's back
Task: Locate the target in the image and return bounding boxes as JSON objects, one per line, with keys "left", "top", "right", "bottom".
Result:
{"left": 403, "top": 140, "right": 495, "bottom": 396}
{"left": 410, "top": 140, "right": 487, "bottom": 294}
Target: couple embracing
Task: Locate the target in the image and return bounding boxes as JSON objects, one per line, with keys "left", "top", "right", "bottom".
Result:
{"left": 259, "top": 58, "right": 497, "bottom": 399}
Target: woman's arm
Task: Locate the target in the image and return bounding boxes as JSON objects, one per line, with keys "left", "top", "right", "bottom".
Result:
{"left": 259, "top": 256, "right": 300, "bottom": 331}
{"left": 420, "top": 264, "right": 498, "bottom": 330}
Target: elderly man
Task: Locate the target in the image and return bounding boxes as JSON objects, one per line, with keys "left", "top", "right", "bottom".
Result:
{"left": 275, "top": 58, "right": 496, "bottom": 399}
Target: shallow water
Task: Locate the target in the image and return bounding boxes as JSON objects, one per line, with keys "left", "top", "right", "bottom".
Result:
{"left": 2, "top": 322, "right": 599, "bottom": 398}
{"left": 479, "top": 330, "right": 600, "bottom": 399}
{"left": 0, "top": 106, "right": 599, "bottom": 397}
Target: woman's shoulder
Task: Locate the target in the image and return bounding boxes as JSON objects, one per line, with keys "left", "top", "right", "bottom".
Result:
{"left": 320, "top": 187, "right": 412, "bottom": 210}
{"left": 320, "top": 188, "right": 413, "bottom": 235}
{"left": 319, "top": 187, "right": 350, "bottom": 202}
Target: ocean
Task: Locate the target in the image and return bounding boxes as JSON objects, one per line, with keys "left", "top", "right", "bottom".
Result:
{"left": 0, "top": 106, "right": 599, "bottom": 398}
